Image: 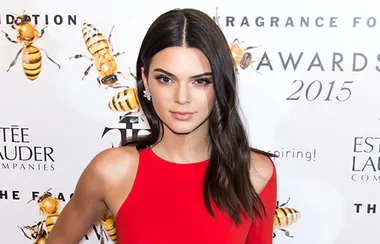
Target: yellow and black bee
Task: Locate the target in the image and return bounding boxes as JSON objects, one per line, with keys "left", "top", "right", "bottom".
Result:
{"left": 1, "top": 11, "right": 60, "bottom": 80}
{"left": 108, "top": 87, "right": 140, "bottom": 114}
{"left": 99, "top": 211, "right": 118, "bottom": 244}
{"left": 229, "top": 38, "right": 261, "bottom": 73}
{"left": 273, "top": 197, "right": 301, "bottom": 238}
{"left": 28, "top": 188, "right": 61, "bottom": 235}
{"left": 70, "top": 22, "right": 128, "bottom": 89}
{"left": 214, "top": 7, "right": 261, "bottom": 74}
{"left": 18, "top": 220, "right": 48, "bottom": 244}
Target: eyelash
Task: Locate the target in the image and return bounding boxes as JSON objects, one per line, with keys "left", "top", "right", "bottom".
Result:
{"left": 154, "top": 75, "right": 212, "bottom": 86}
{"left": 155, "top": 75, "right": 172, "bottom": 83}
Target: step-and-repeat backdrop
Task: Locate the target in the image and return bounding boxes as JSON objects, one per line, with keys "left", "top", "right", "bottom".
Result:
{"left": 0, "top": 0, "right": 378, "bottom": 243}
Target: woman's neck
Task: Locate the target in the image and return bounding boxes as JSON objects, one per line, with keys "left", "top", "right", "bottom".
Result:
{"left": 152, "top": 124, "right": 210, "bottom": 164}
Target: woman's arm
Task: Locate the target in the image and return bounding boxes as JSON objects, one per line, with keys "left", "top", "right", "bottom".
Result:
{"left": 246, "top": 154, "right": 277, "bottom": 244}
{"left": 46, "top": 148, "right": 127, "bottom": 243}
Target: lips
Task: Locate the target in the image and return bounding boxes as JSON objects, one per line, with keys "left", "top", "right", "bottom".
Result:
{"left": 172, "top": 111, "right": 193, "bottom": 115}
{"left": 170, "top": 111, "right": 194, "bottom": 121}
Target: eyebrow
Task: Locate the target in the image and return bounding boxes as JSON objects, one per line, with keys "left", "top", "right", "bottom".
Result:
{"left": 153, "top": 68, "right": 212, "bottom": 79}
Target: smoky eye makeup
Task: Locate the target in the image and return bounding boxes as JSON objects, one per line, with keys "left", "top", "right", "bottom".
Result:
{"left": 152, "top": 69, "right": 213, "bottom": 86}
{"left": 192, "top": 77, "right": 213, "bottom": 86}
{"left": 154, "top": 74, "right": 173, "bottom": 83}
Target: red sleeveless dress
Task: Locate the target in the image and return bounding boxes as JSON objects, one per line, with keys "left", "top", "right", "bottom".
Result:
{"left": 115, "top": 147, "right": 277, "bottom": 244}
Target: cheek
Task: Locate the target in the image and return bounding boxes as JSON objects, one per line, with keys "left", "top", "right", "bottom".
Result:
{"left": 151, "top": 89, "right": 171, "bottom": 113}
{"left": 195, "top": 89, "right": 215, "bottom": 112}
{"left": 207, "top": 91, "right": 216, "bottom": 107}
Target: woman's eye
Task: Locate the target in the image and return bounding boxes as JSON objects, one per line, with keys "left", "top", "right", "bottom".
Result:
{"left": 155, "top": 75, "right": 172, "bottom": 83}
{"left": 194, "top": 78, "right": 211, "bottom": 85}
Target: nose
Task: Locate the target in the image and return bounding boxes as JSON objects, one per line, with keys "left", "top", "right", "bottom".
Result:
{"left": 174, "top": 82, "right": 190, "bottom": 104}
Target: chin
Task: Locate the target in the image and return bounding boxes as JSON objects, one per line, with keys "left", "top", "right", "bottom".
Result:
{"left": 166, "top": 124, "right": 198, "bottom": 135}
{"left": 164, "top": 121, "right": 206, "bottom": 135}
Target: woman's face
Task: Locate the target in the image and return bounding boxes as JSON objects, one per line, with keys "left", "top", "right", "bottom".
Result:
{"left": 142, "top": 46, "right": 215, "bottom": 135}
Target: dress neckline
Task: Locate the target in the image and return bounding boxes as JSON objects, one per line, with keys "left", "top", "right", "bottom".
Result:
{"left": 147, "top": 147, "right": 209, "bottom": 167}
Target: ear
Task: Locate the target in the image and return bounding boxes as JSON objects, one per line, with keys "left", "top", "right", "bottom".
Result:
{"left": 141, "top": 67, "right": 149, "bottom": 89}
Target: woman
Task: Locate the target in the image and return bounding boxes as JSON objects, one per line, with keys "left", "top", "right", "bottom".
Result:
{"left": 46, "top": 8, "right": 277, "bottom": 244}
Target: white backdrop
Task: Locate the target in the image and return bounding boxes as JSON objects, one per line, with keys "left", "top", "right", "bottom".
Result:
{"left": 0, "top": 0, "right": 379, "bottom": 243}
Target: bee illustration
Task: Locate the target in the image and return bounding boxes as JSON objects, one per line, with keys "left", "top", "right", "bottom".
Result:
{"left": 229, "top": 38, "right": 261, "bottom": 73}
{"left": 18, "top": 220, "right": 48, "bottom": 244}
{"left": 1, "top": 11, "right": 61, "bottom": 80}
{"left": 70, "top": 22, "right": 128, "bottom": 89}
{"left": 108, "top": 87, "right": 140, "bottom": 114}
{"left": 214, "top": 7, "right": 261, "bottom": 74}
{"left": 28, "top": 188, "right": 61, "bottom": 235}
{"left": 99, "top": 211, "right": 118, "bottom": 244}
{"left": 273, "top": 197, "right": 301, "bottom": 238}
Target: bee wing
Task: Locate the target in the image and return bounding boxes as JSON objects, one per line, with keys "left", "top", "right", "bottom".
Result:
{"left": 38, "top": 221, "right": 45, "bottom": 234}
{"left": 117, "top": 93, "right": 132, "bottom": 102}
{"left": 274, "top": 209, "right": 288, "bottom": 228}
{"left": 278, "top": 216, "right": 288, "bottom": 226}
{"left": 99, "top": 223, "right": 110, "bottom": 243}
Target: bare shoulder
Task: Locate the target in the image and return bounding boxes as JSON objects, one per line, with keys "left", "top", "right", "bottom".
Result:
{"left": 81, "top": 145, "right": 140, "bottom": 215}
{"left": 249, "top": 150, "right": 275, "bottom": 194}
{"left": 88, "top": 146, "right": 140, "bottom": 184}
{"left": 44, "top": 146, "right": 140, "bottom": 243}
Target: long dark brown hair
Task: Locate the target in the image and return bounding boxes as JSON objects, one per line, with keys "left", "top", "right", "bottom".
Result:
{"left": 121, "top": 8, "right": 276, "bottom": 226}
